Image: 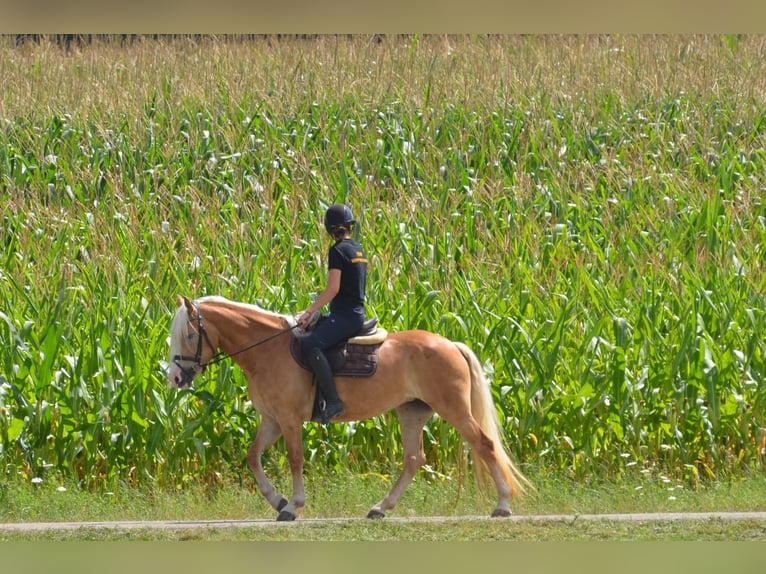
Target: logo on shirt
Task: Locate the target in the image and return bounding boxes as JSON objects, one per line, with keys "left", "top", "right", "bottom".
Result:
{"left": 351, "top": 251, "right": 368, "bottom": 264}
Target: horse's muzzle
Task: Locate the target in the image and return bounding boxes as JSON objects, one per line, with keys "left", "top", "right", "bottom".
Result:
{"left": 173, "top": 376, "right": 195, "bottom": 391}
{"left": 169, "top": 361, "right": 203, "bottom": 390}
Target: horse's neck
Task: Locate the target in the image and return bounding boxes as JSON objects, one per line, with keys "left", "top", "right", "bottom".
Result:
{"left": 201, "top": 301, "right": 284, "bottom": 356}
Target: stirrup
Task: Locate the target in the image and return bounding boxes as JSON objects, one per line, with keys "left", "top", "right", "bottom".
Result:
{"left": 318, "top": 400, "right": 345, "bottom": 424}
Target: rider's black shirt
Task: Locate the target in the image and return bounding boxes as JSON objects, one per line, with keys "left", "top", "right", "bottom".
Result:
{"left": 327, "top": 238, "right": 368, "bottom": 315}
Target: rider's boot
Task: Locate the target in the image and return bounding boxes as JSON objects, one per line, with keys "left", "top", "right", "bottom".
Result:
{"left": 308, "top": 348, "right": 345, "bottom": 423}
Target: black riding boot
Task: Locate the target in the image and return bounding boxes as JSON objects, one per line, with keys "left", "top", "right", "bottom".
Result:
{"left": 307, "top": 348, "right": 345, "bottom": 423}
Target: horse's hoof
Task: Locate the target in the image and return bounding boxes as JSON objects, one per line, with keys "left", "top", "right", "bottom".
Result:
{"left": 276, "top": 497, "right": 289, "bottom": 511}
{"left": 277, "top": 510, "right": 296, "bottom": 522}
{"left": 367, "top": 509, "right": 386, "bottom": 519}
{"left": 491, "top": 508, "right": 512, "bottom": 518}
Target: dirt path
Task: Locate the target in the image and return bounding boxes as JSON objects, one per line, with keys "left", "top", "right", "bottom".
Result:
{"left": 2, "top": 511, "right": 765, "bottom": 531}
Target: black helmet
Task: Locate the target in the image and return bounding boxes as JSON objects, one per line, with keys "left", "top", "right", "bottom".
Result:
{"left": 324, "top": 204, "right": 356, "bottom": 234}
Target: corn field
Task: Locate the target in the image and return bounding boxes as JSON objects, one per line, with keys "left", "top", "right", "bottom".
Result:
{"left": 0, "top": 35, "right": 764, "bottom": 489}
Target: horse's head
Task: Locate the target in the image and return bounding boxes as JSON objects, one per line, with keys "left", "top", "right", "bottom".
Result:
{"left": 167, "top": 296, "right": 216, "bottom": 389}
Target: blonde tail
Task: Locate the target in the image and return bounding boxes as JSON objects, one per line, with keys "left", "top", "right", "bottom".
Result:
{"left": 454, "top": 342, "right": 531, "bottom": 497}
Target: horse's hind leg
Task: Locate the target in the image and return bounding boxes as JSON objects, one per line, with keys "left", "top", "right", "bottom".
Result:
{"left": 367, "top": 400, "right": 434, "bottom": 519}
{"left": 247, "top": 415, "right": 289, "bottom": 513}
{"left": 448, "top": 416, "right": 514, "bottom": 517}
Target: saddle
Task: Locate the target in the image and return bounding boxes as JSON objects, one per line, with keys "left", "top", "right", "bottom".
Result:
{"left": 289, "top": 316, "right": 387, "bottom": 378}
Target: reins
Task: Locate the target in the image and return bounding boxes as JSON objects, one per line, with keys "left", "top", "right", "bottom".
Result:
{"left": 172, "top": 301, "right": 299, "bottom": 381}
{"left": 205, "top": 323, "right": 299, "bottom": 367}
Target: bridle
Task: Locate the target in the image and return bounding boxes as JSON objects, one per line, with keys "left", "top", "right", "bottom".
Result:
{"left": 171, "top": 301, "right": 217, "bottom": 385}
{"left": 172, "top": 300, "right": 298, "bottom": 388}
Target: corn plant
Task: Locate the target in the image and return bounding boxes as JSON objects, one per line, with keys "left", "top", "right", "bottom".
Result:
{"left": 0, "top": 35, "right": 764, "bottom": 490}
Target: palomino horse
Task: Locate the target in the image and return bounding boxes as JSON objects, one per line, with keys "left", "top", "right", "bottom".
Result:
{"left": 167, "top": 295, "right": 529, "bottom": 521}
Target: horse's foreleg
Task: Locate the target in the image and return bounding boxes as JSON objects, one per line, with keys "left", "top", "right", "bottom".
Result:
{"left": 368, "top": 401, "right": 434, "bottom": 519}
{"left": 274, "top": 420, "right": 306, "bottom": 521}
{"left": 247, "top": 416, "right": 289, "bottom": 513}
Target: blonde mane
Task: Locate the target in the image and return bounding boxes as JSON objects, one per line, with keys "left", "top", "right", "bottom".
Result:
{"left": 169, "top": 296, "right": 295, "bottom": 361}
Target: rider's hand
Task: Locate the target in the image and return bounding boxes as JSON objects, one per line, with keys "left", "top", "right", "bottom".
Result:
{"left": 296, "top": 311, "right": 311, "bottom": 330}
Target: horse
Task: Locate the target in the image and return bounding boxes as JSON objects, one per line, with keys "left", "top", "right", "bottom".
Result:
{"left": 167, "top": 295, "right": 530, "bottom": 521}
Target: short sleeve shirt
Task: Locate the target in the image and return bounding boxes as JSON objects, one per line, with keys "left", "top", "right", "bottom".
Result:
{"left": 327, "top": 238, "right": 368, "bottom": 315}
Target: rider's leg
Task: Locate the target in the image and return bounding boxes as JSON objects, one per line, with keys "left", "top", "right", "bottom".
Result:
{"left": 307, "top": 347, "right": 345, "bottom": 423}
{"left": 300, "top": 312, "right": 362, "bottom": 423}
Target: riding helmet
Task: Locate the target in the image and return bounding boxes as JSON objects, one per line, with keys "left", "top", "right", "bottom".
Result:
{"left": 324, "top": 204, "right": 356, "bottom": 234}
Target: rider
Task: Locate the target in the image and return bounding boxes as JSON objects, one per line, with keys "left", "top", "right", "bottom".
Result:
{"left": 297, "top": 203, "right": 368, "bottom": 423}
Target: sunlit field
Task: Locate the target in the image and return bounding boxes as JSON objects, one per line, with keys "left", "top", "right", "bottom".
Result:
{"left": 0, "top": 35, "right": 764, "bottom": 495}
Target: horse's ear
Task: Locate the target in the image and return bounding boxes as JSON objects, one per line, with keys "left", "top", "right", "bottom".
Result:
{"left": 177, "top": 295, "right": 194, "bottom": 312}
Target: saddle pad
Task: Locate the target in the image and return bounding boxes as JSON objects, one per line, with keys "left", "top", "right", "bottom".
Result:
{"left": 290, "top": 337, "right": 381, "bottom": 378}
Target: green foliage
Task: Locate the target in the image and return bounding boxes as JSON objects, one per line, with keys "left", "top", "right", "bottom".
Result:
{"left": 0, "top": 35, "right": 764, "bottom": 490}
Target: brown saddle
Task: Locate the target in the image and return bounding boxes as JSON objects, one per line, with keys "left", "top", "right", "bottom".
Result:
{"left": 290, "top": 317, "right": 386, "bottom": 378}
